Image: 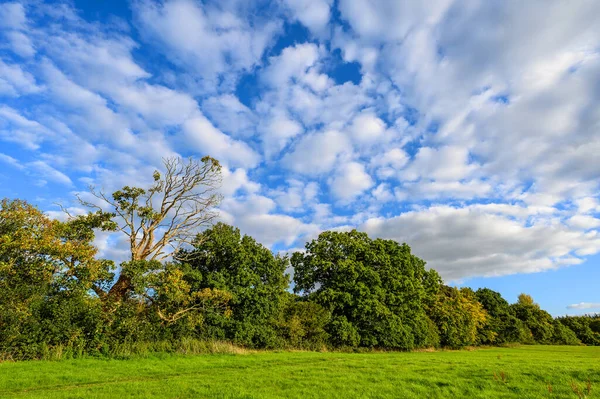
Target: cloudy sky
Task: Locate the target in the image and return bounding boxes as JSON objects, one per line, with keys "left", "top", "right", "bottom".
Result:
{"left": 1, "top": 0, "right": 599, "bottom": 315}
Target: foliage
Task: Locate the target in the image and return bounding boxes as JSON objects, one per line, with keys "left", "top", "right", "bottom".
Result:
{"left": 277, "top": 295, "right": 331, "bottom": 349}
{"left": 292, "top": 230, "right": 433, "bottom": 349}
{"left": 511, "top": 293, "right": 555, "bottom": 344}
{"left": 78, "top": 156, "right": 222, "bottom": 302}
{"left": 550, "top": 319, "right": 581, "bottom": 345}
{"left": 428, "top": 286, "right": 488, "bottom": 348}
{"left": 475, "top": 288, "right": 529, "bottom": 344}
{"left": 0, "top": 187, "right": 592, "bottom": 359}
{"left": 0, "top": 199, "right": 112, "bottom": 358}
{"left": 558, "top": 315, "right": 600, "bottom": 346}
{"left": 182, "top": 223, "right": 290, "bottom": 348}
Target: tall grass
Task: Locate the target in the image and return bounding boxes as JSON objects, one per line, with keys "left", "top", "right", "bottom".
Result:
{"left": 0, "top": 339, "right": 249, "bottom": 362}
{"left": 107, "top": 339, "right": 249, "bottom": 359}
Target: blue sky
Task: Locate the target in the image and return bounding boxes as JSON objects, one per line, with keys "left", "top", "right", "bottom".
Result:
{"left": 1, "top": 0, "right": 599, "bottom": 316}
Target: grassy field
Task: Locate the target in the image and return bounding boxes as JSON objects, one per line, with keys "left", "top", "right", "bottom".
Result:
{"left": 0, "top": 346, "right": 598, "bottom": 398}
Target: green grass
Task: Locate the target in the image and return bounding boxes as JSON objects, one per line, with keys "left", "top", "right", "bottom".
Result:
{"left": 0, "top": 346, "right": 598, "bottom": 398}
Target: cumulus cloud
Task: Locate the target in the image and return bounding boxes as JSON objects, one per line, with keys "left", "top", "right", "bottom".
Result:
{"left": 270, "top": 179, "right": 321, "bottom": 212}
{"left": 362, "top": 205, "right": 600, "bottom": 281}
{"left": 567, "top": 215, "right": 600, "bottom": 231}
{"left": 202, "top": 94, "right": 256, "bottom": 138}
{"left": 567, "top": 302, "right": 600, "bottom": 310}
{"left": 133, "top": 0, "right": 281, "bottom": 92}
{"left": 263, "top": 43, "right": 321, "bottom": 87}
{"left": 329, "top": 162, "right": 374, "bottom": 201}
{"left": 348, "top": 110, "right": 387, "bottom": 144}
{"left": 259, "top": 112, "right": 304, "bottom": 159}
{"left": 282, "top": 0, "right": 333, "bottom": 34}
{"left": 220, "top": 194, "right": 319, "bottom": 247}
{"left": 283, "top": 130, "right": 352, "bottom": 175}
{"left": 181, "top": 116, "right": 260, "bottom": 168}
{"left": 400, "top": 146, "right": 477, "bottom": 182}
{"left": 1, "top": 0, "right": 600, "bottom": 286}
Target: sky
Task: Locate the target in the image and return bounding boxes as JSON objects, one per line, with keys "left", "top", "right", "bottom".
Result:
{"left": 0, "top": 0, "right": 599, "bottom": 316}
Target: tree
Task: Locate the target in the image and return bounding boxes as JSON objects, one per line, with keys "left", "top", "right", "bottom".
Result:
{"left": 428, "top": 286, "right": 488, "bottom": 348}
{"left": 79, "top": 156, "right": 222, "bottom": 302}
{"left": 0, "top": 199, "right": 112, "bottom": 358}
{"left": 181, "top": 223, "right": 290, "bottom": 348}
{"left": 558, "top": 315, "right": 600, "bottom": 346}
{"left": 475, "top": 288, "right": 528, "bottom": 344}
{"left": 511, "top": 293, "right": 554, "bottom": 343}
{"left": 292, "top": 230, "right": 432, "bottom": 349}
{"left": 277, "top": 294, "right": 331, "bottom": 349}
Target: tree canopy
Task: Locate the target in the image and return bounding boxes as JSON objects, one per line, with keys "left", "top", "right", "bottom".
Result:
{"left": 0, "top": 160, "right": 595, "bottom": 360}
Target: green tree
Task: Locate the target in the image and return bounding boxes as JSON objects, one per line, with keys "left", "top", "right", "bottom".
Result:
{"left": 428, "top": 286, "right": 487, "bottom": 348}
{"left": 475, "top": 288, "right": 529, "bottom": 344}
{"left": 510, "top": 293, "right": 554, "bottom": 344}
{"left": 182, "top": 223, "right": 290, "bottom": 348}
{"left": 292, "top": 230, "right": 432, "bottom": 349}
{"left": 0, "top": 199, "right": 112, "bottom": 358}
{"left": 79, "top": 156, "right": 222, "bottom": 303}
{"left": 558, "top": 315, "right": 600, "bottom": 346}
{"left": 277, "top": 294, "right": 331, "bottom": 349}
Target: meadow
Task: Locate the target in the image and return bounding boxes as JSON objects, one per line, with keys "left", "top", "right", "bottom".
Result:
{"left": 0, "top": 346, "right": 598, "bottom": 398}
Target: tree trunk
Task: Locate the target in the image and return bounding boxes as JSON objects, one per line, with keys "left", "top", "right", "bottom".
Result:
{"left": 107, "top": 274, "right": 132, "bottom": 302}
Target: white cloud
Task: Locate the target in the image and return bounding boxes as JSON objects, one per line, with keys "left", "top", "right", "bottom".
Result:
{"left": 362, "top": 205, "right": 600, "bottom": 281}
{"left": 576, "top": 197, "right": 600, "bottom": 214}
{"left": 567, "top": 302, "right": 600, "bottom": 310}
{"left": 373, "top": 148, "right": 409, "bottom": 178}
{"left": 40, "top": 60, "right": 137, "bottom": 148}
{"left": 329, "top": 161, "right": 374, "bottom": 201}
{"left": 283, "top": 130, "right": 352, "bottom": 175}
{"left": 0, "top": 2, "right": 27, "bottom": 30}
{"left": 181, "top": 116, "right": 260, "bottom": 169}
{"left": 282, "top": 0, "right": 333, "bottom": 34}
{"left": 28, "top": 161, "right": 72, "bottom": 186}
{"left": 220, "top": 167, "right": 261, "bottom": 197}
{"left": 400, "top": 146, "right": 477, "bottom": 182}
{"left": 41, "top": 27, "right": 148, "bottom": 87}
{"left": 567, "top": 215, "right": 600, "bottom": 231}
{"left": 111, "top": 82, "right": 199, "bottom": 126}
{"left": 348, "top": 110, "right": 387, "bottom": 144}
{"left": 0, "top": 2, "right": 35, "bottom": 57}
{"left": 0, "top": 106, "right": 52, "bottom": 150}
{"left": 270, "top": 179, "right": 320, "bottom": 212}
{"left": 0, "top": 153, "right": 23, "bottom": 169}
{"left": 4, "top": 31, "right": 35, "bottom": 57}
{"left": 263, "top": 43, "right": 321, "bottom": 87}
{"left": 397, "top": 179, "right": 492, "bottom": 201}
{"left": 133, "top": 0, "right": 281, "bottom": 92}
{"left": 372, "top": 183, "right": 393, "bottom": 202}
{"left": 0, "top": 59, "right": 42, "bottom": 96}
{"left": 202, "top": 94, "right": 256, "bottom": 138}
{"left": 1, "top": 0, "right": 600, "bottom": 287}
{"left": 220, "top": 194, "right": 319, "bottom": 247}
{"left": 260, "top": 112, "right": 304, "bottom": 158}
{"left": 338, "top": 0, "right": 452, "bottom": 42}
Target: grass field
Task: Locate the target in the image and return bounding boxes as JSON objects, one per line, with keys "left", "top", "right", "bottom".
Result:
{"left": 0, "top": 346, "right": 598, "bottom": 398}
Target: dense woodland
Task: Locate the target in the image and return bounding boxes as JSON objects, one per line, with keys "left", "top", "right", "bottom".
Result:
{"left": 0, "top": 157, "right": 598, "bottom": 360}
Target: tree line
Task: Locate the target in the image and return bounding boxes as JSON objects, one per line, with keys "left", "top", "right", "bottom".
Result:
{"left": 0, "top": 157, "right": 598, "bottom": 360}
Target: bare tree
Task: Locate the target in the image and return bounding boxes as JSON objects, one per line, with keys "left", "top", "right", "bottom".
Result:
{"left": 78, "top": 156, "right": 223, "bottom": 301}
